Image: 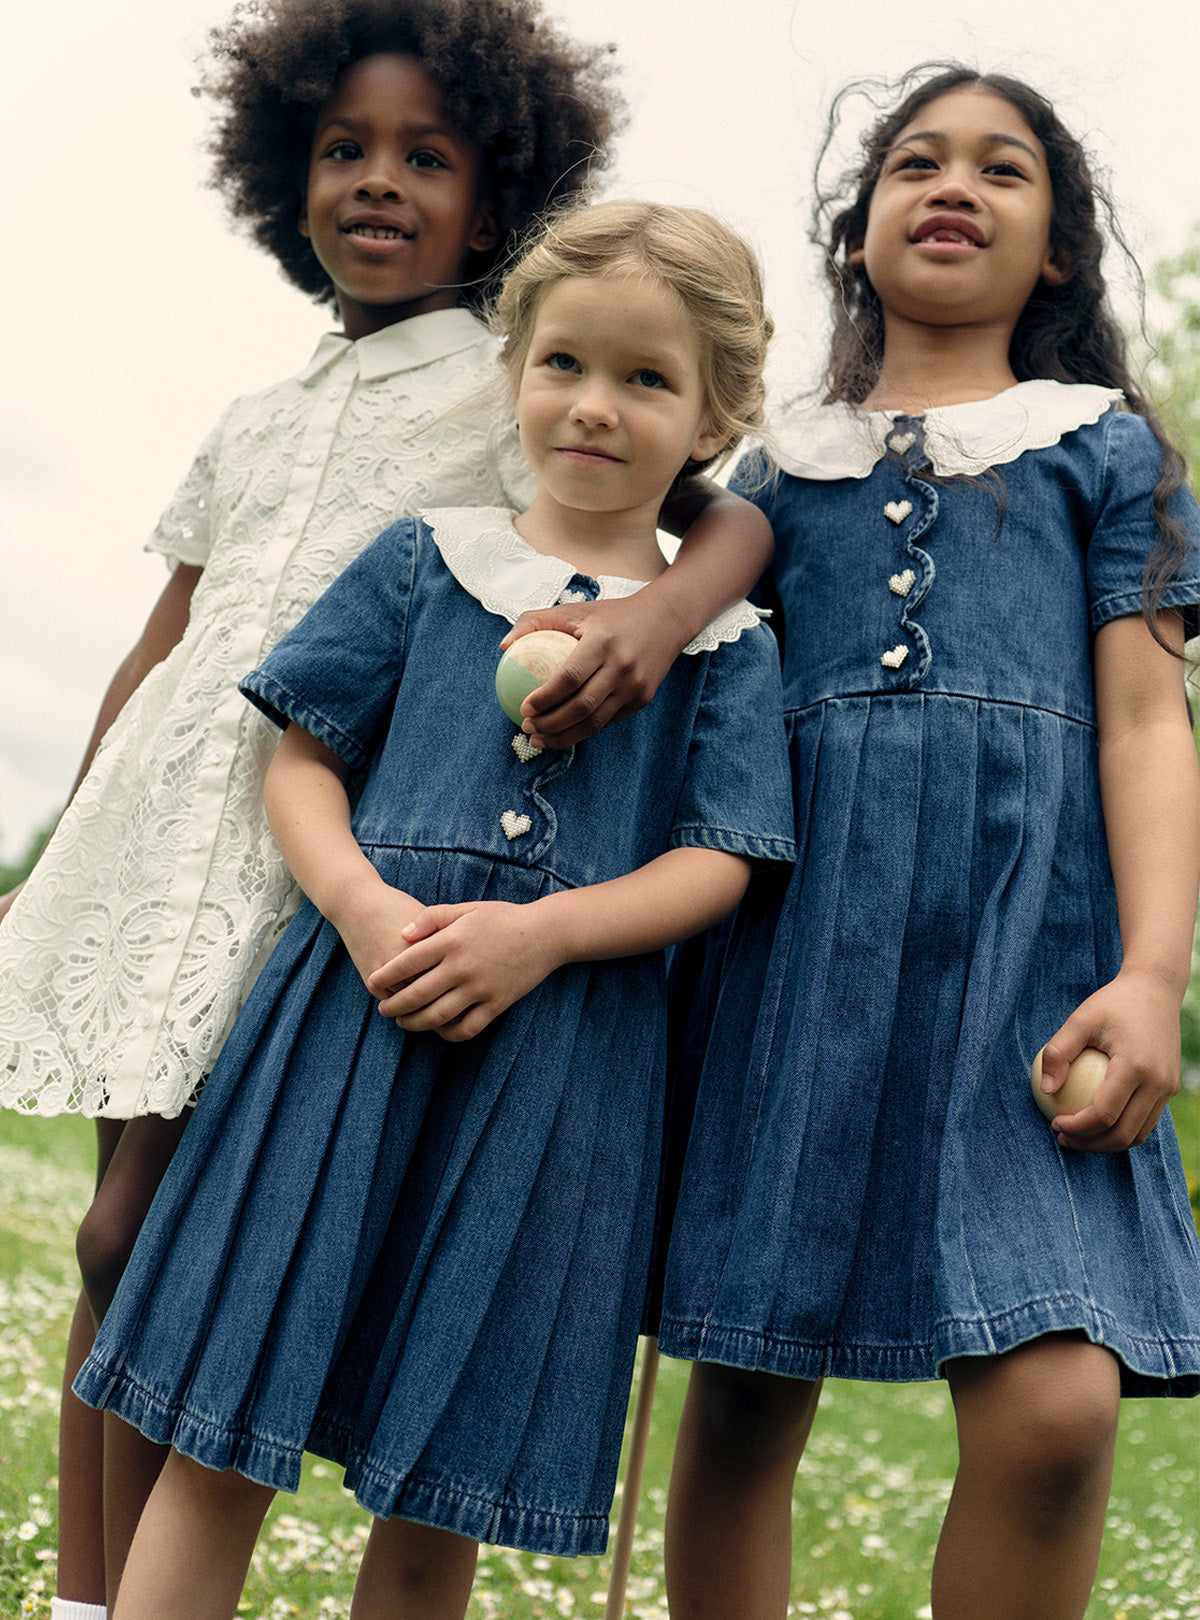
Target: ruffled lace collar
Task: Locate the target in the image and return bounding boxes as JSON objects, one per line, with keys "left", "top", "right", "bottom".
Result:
{"left": 769, "top": 379, "right": 1123, "bottom": 480}
{"left": 424, "top": 507, "right": 762, "bottom": 654}
{"left": 298, "top": 307, "right": 491, "bottom": 385}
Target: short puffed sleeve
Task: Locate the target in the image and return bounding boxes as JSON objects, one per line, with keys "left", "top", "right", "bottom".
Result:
{"left": 240, "top": 518, "right": 421, "bottom": 769}
{"left": 144, "top": 406, "right": 233, "bottom": 569}
{"left": 1086, "top": 411, "right": 1200, "bottom": 634}
{"left": 670, "top": 623, "right": 795, "bottom": 870}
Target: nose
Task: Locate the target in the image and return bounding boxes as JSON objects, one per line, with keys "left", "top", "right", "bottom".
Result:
{"left": 570, "top": 376, "right": 619, "bottom": 429}
{"left": 926, "top": 167, "right": 980, "bottom": 210}
{"left": 354, "top": 160, "right": 407, "bottom": 202}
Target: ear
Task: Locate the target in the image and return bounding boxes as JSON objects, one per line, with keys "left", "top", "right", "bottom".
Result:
{"left": 846, "top": 237, "right": 867, "bottom": 270}
{"left": 468, "top": 202, "right": 500, "bottom": 255}
{"left": 688, "top": 419, "right": 732, "bottom": 464}
{"left": 299, "top": 204, "right": 310, "bottom": 241}
{"left": 1040, "top": 244, "right": 1071, "bottom": 287}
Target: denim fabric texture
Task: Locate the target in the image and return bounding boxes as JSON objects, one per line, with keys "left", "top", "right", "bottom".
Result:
{"left": 74, "top": 516, "right": 794, "bottom": 1555}
{"left": 658, "top": 409, "right": 1200, "bottom": 1396}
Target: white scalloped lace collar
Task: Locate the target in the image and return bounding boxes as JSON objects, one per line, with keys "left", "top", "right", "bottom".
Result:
{"left": 770, "top": 379, "right": 1123, "bottom": 480}
{"left": 423, "top": 507, "right": 762, "bottom": 654}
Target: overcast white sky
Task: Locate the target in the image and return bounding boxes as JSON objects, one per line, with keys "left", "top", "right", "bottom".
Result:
{"left": 2, "top": 0, "right": 1198, "bottom": 859}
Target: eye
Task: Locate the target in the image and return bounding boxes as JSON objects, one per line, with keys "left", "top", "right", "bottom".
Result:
{"left": 893, "top": 152, "right": 937, "bottom": 174}
{"left": 983, "top": 159, "right": 1026, "bottom": 179}
{"left": 544, "top": 352, "right": 580, "bottom": 373}
{"left": 631, "top": 368, "right": 667, "bottom": 389}
{"left": 409, "top": 149, "right": 449, "bottom": 170}
{"left": 324, "top": 139, "right": 362, "bottom": 162}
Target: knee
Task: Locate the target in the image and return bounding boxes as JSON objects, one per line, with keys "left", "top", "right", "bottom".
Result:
{"left": 76, "top": 1197, "right": 144, "bottom": 1323}
{"left": 686, "top": 1363, "right": 819, "bottom": 1472}
{"left": 1009, "top": 1382, "right": 1119, "bottom": 1526}
{"left": 954, "top": 1342, "right": 1120, "bottom": 1535}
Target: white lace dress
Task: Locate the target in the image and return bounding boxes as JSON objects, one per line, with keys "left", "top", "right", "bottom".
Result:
{"left": 0, "top": 308, "right": 530, "bottom": 1118}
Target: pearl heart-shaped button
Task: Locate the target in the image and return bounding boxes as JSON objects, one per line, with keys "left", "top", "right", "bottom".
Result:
{"left": 500, "top": 810, "right": 532, "bottom": 840}
{"left": 887, "top": 430, "right": 916, "bottom": 454}
{"left": 511, "top": 732, "right": 541, "bottom": 764}
{"left": 880, "top": 645, "right": 909, "bottom": 669}
{"left": 883, "top": 500, "right": 912, "bottom": 525}
{"left": 888, "top": 568, "right": 916, "bottom": 596}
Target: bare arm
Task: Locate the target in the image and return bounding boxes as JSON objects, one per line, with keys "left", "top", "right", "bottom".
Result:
{"left": 502, "top": 480, "right": 773, "bottom": 748}
{"left": 368, "top": 845, "right": 752, "bottom": 1041}
{"left": 1039, "top": 611, "right": 1200, "bottom": 1150}
{"left": 262, "top": 722, "right": 427, "bottom": 988}
{"left": 0, "top": 562, "right": 202, "bottom": 924}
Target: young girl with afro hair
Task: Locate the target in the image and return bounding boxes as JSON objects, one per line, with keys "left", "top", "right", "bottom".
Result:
{"left": 0, "top": 5, "right": 770, "bottom": 1613}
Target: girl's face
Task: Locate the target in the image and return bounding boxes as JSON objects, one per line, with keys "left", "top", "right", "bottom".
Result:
{"left": 515, "top": 273, "right": 726, "bottom": 535}
{"left": 300, "top": 53, "right": 498, "bottom": 339}
{"left": 853, "top": 86, "right": 1066, "bottom": 338}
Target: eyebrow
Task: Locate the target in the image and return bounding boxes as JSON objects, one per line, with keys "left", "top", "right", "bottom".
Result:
{"left": 887, "top": 130, "right": 1043, "bottom": 166}
{"left": 315, "top": 113, "right": 463, "bottom": 145}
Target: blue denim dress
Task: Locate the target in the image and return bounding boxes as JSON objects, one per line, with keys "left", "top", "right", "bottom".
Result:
{"left": 658, "top": 394, "right": 1200, "bottom": 1396}
{"left": 74, "top": 512, "right": 795, "bottom": 1556}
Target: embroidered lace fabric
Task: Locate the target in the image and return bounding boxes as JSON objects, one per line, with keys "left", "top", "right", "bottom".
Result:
{"left": 0, "top": 315, "right": 531, "bottom": 1118}
{"left": 425, "top": 507, "right": 763, "bottom": 651}
{"left": 768, "top": 380, "right": 1124, "bottom": 480}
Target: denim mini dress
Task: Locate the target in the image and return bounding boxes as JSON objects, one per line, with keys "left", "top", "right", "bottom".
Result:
{"left": 73, "top": 510, "right": 795, "bottom": 1557}
{"left": 658, "top": 383, "right": 1200, "bottom": 1396}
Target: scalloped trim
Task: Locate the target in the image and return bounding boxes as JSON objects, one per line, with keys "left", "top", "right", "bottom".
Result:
{"left": 769, "top": 380, "right": 1124, "bottom": 481}
{"left": 422, "top": 507, "right": 762, "bottom": 654}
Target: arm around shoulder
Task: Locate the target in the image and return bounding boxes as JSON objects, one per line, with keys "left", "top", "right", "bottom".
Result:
{"left": 507, "top": 478, "right": 773, "bottom": 748}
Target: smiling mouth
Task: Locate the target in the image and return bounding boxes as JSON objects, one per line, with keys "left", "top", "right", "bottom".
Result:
{"left": 344, "top": 224, "right": 412, "bottom": 240}
{"left": 912, "top": 216, "right": 985, "bottom": 248}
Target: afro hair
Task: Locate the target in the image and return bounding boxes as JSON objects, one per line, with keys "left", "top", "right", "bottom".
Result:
{"left": 197, "top": 0, "right": 624, "bottom": 312}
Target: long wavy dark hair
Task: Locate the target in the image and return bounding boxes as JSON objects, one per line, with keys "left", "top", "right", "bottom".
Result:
{"left": 811, "top": 63, "right": 1189, "bottom": 636}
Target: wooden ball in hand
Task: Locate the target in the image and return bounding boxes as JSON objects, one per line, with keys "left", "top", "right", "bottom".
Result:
{"left": 496, "top": 630, "right": 578, "bottom": 724}
{"left": 1030, "top": 1045, "right": 1109, "bottom": 1120}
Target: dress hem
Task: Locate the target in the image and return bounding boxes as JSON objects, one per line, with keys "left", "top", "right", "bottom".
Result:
{"left": 73, "top": 1356, "right": 612, "bottom": 1557}
{"left": 658, "top": 1300, "right": 1200, "bottom": 1398}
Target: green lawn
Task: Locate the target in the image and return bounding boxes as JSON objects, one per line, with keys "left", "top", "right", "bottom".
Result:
{"left": 1, "top": 1110, "right": 1197, "bottom": 1619}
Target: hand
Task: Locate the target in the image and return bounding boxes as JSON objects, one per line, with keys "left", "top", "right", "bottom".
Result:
{"left": 366, "top": 900, "right": 563, "bottom": 1041}
{"left": 331, "top": 882, "right": 429, "bottom": 994}
{"left": 500, "top": 595, "right": 683, "bottom": 748}
{"left": 1037, "top": 969, "right": 1183, "bottom": 1151}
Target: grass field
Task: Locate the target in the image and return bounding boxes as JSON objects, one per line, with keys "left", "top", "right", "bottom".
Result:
{"left": 1, "top": 1107, "right": 1197, "bottom": 1619}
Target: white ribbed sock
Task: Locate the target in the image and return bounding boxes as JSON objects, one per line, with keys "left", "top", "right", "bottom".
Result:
{"left": 50, "top": 1600, "right": 108, "bottom": 1620}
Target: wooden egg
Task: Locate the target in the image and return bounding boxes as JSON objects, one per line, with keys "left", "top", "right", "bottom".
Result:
{"left": 495, "top": 630, "right": 578, "bottom": 723}
{"left": 1030, "top": 1045, "right": 1109, "bottom": 1120}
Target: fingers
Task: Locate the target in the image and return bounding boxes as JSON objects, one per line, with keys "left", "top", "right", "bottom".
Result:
{"left": 521, "top": 656, "right": 655, "bottom": 747}
{"left": 1051, "top": 1061, "right": 1173, "bottom": 1153}
{"left": 499, "top": 604, "right": 591, "bottom": 651}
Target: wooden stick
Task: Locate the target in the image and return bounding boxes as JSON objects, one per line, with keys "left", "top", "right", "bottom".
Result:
{"left": 604, "top": 1336, "right": 661, "bottom": 1620}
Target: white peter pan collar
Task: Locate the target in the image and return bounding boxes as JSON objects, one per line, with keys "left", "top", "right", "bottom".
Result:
{"left": 424, "top": 507, "right": 762, "bottom": 654}
{"left": 298, "top": 307, "right": 492, "bottom": 385}
{"left": 769, "top": 379, "right": 1123, "bottom": 480}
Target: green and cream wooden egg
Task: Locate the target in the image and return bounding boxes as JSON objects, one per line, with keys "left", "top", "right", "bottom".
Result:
{"left": 495, "top": 630, "right": 578, "bottom": 724}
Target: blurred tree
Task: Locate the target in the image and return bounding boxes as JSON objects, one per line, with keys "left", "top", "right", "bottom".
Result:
{"left": 1142, "top": 226, "right": 1200, "bottom": 1079}
{"left": 1143, "top": 222, "right": 1200, "bottom": 494}
{"left": 0, "top": 820, "right": 54, "bottom": 895}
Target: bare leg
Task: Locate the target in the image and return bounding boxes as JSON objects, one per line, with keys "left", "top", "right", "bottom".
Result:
{"left": 72, "top": 1111, "right": 191, "bottom": 1608}
{"left": 350, "top": 1518, "right": 479, "bottom": 1620}
{"left": 664, "top": 1362, "right": 821, "bottom": 1620}
{"left": 55, "top": 1290, "right": 108, "bottom": 1605}
{"left": 933, "top": 1335, "right": 1120, "bottom": 1620}
{"left": 55, "top": 1117, "right": 125, "bottom": 1607}
{"left": 111, "top": 1450, "right": 273, "bottom": 1620}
